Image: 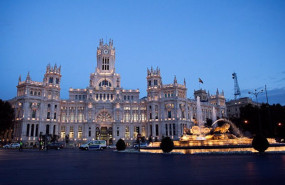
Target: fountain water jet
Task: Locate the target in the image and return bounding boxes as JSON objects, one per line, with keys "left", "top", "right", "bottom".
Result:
{"left": 196, "top": 96, "right": 203, "bottom": 129}
{"left": 211, "top": 118, "right": 243, "bottom": 137}
{"left": 212, "top": 107, "right": 217, "bottom": 128}
{"left": 196, "top": 96, "right": 206, "bottom": 140}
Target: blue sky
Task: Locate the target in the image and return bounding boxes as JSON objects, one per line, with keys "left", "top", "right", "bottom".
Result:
{"left": 1, "top": 0, "right": 285, "bottom": 105}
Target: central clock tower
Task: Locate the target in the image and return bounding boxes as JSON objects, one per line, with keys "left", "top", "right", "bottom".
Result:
{"left": 96, "top": 38, "right": 116, "bottom": 74}
{"left": 89, "top": 39, "right": 121, "bottom": 88}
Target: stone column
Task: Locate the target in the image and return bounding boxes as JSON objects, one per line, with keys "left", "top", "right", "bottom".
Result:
{"left": 130, "top": 125, "right": 134, "bottom": 139}
{"left": 74, "top": 125, "right": 78, "bottom": 139}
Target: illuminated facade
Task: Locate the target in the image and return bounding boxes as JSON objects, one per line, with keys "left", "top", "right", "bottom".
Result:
{"left": 10, "top": 39, "right": 226, "bottom": 146}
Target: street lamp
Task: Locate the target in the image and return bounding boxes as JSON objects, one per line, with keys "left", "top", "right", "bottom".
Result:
{"left": 248, "top": 89, "right": 264, "bottom": 104}
{"left": 248, "top": 89, "right": 264, "bottom": 135}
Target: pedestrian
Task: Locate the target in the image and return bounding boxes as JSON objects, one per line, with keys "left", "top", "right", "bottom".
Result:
{"left": 19, "top": 141, "right": 23, "bottom": 151}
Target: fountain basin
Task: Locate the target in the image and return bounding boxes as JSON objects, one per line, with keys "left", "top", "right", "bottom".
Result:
{"left": 144, "top": 138, "right": 285, "bottom": 154}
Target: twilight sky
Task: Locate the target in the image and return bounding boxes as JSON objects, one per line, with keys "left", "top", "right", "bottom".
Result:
{"left": 1, "top": 0, "right": 285, "bottom": 105}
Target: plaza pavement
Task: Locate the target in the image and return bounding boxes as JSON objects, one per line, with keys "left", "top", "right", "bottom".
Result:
{"left": 0, "top": 148, "right": 285, "bottom": 185}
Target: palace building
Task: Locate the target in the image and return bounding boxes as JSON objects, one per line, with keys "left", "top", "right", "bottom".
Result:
{"left": 10, "top": 39, "right": 226, "bottom": 146}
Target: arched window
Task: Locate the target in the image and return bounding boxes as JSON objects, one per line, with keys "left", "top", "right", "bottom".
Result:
{"left": 99, "top": 80, "right": 112, "bottom": 87}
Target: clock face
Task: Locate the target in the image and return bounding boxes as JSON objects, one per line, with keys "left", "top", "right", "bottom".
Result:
{"left": 104, "top": 49, "right": 108, "bottom": 54}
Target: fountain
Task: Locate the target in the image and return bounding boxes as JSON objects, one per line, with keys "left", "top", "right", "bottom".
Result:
{"left": 143, "top": 98, "right": 285, "bottom": 154}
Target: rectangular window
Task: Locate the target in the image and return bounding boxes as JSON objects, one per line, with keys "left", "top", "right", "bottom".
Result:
{"left": 169, "top": 124, "right": 172, "bottom": 136}
{"left": 173, "top": 124, "right": 176, "bottom": 136}
{"left": 141, "top": 114, "right": 145, "bottom": 122}
{"left": 149, "top": 113, "right": 152, "bottom": 119}
{"left": 154, "top": 80, "right": 157, "bottom": 86}
{"left": 46, "top": 125, "right": 50, "bottom": 135}
{"left": 26, "top": 124, "right": 30, "bottom": 136}
{"left": 32, "top": 110, "right": 36, "bottom": 118}
{"left": 155, "top": 124, "right": 159, "bottom": 136}
{"left": 142, "top": 126, "right": 145, "bottom": 136}
{"left": 53, "top": 125, "right": 56, "bottom": 135}
{"left": 54, "top": 112, "right": 56, "bottom": 119}
{"left": 70, "top": 113, "right": 74, "bottom": 122}
{"left": 150, "top": 125, "right": 153, "bottom": 136}
{"left": 49, "top": 77, "right": 53, "bottom": 83}
{"left": 78, "top": 113, "right": 83, "bottom": 122}
{"left": 47, "top": 112, "right": 50, "bottom": 119}
{"left": 61, "top": 114, "right": 66, "bottom": 122}
{"left": 56, "top": 78, "right": 59, "bottom": 84}
{"left": 61, "top": 126, "right": 65, "bottom": 139}
{"left": 34, "top": 124, "right": 38, "bottom": 137}
{"left": 136, "top": 126, "right": 140, "bottom": 134}
{"left": 78, "top": 126, "right": 82, "bottom": 139}
{"left": 148, "top": 80, "right": 151, "bottom": 86}
{"left": 70, "top": 126, "right": 74, "bottom": 139}
{"left": 168, "top": 111, "right": 171, "bottom": 118}
{"left": 31, "top": 124, "right": 34, "bottom": 136}
{"left": 165, "top": 124, "right": 168, "bottom": 136}
{"left": 133, "top": 113, "right": 138, "bottom": 122}
{"left": 125, "top": 126, "right": 130, "bottom": 139}
{"left": 117, "top": 127, "right": 120, "bottom": 137}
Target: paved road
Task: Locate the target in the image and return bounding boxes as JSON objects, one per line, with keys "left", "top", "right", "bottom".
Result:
{"left": 0, "top": 149, "right": 285, "bottom": 185}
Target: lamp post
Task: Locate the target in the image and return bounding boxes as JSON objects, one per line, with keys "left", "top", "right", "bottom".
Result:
{"left": 248, "top": 89, "right": 264, "bottom": 134}
{"left": 248, "top": 89, "right": 264, "bottom": 104}
{"left": 248, "top": 88, "right": 269, "bottom": 153}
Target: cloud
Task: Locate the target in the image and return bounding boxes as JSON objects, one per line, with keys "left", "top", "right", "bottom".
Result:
{"left": 240, "top": 87, "right": 285, "bottom": 105}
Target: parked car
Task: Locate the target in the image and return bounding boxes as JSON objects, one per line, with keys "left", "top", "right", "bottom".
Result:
{"left": 133, "top": 142, "right": 148, "bottom": 149}
{"left": 107, "top": 145, "right": 116, "bottom": 149}
{"left": 47, "top": 142, "right": 64, "bottom": 150}
{"left": 79, "top": 140, "right": 107, "bottom": 150}
{"left": 3, "top": 143, "right": 20, "bottom": 149}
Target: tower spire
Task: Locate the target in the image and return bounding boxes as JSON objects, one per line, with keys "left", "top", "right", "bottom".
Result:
{"left": 26, "top": 72, "right": 31, "bottom": 82}
{"left": 174, "top": 75, "right": 177, "bottom": 84}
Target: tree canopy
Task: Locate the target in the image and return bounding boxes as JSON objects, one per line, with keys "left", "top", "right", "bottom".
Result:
{"left": 230, "top": 103, "right": 285, "bottom": 139}
{"left": 0, "top": 99, "right": 14, "bottom": 137}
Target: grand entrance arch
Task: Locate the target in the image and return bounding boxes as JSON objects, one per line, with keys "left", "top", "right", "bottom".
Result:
{"left": 96, "top": 110, "right": 113, "bottom": 145}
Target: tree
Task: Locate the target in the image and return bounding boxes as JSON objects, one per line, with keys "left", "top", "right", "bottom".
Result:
{"left": 252, "top": 134, "right": 269, "bottom": 153}
{"left": 0, "top": 99, "right": 14, "bottom": 140}
{"left": 116, "top": 139, "right": 126, "bottom": 151}
{"left": 160, "top": 137, "right": 174, "bottom": 153}
{"left": 231, "top": 103, "right": 285, "bottom": 139}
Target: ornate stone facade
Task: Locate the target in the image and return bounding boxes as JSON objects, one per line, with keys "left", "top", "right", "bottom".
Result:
{"left": 10, "top": 39, "right": 226, "bottom": 146}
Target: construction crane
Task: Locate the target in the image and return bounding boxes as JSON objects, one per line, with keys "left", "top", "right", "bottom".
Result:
{"left": 232, "top": 72, "right": 241, "bottom": 100}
